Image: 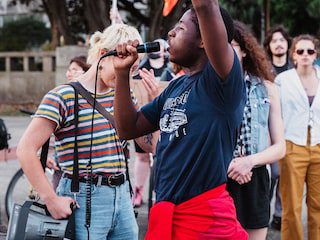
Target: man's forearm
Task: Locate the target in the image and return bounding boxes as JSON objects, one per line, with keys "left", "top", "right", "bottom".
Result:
{"left": 192, "top": 0, "right": 233, "bottom": 80}
{"left": 135, "top": 130, "right": 160, "bottom": 154}
{"left": 114, "top": 71, "right": 140, "bottom": 139}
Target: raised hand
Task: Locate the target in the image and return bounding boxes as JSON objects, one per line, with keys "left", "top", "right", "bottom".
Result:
{"left": 113, "top": 40, "right": 140, "bottom": 77}
{"left": 139, "top": 68, "right": 160, "bottom": 101}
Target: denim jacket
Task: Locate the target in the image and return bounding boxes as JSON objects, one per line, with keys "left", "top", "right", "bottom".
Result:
{"left": 246, "top": 74, "right": 270, "bottom": 154}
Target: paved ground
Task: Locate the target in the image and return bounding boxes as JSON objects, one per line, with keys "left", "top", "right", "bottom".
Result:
{"left": 0, "top": 116, "right": 308, "bottom": 239}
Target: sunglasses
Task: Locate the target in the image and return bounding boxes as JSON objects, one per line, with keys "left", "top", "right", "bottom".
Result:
{"left": 296, "top": 49, "right": 316, "bottom": 55}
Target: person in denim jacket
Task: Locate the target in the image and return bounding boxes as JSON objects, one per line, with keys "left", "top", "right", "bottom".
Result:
{"left": 227, "top": 21, "right": 285, "bottom": 240}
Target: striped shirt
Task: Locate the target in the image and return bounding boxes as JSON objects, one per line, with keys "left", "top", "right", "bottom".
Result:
{"left": 34, "top": 84, "right": 137, "bottom": 175}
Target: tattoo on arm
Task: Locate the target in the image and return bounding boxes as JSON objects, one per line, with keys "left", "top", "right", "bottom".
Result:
{"left": 144, "top": 133, "right": 153, "bottom": 145}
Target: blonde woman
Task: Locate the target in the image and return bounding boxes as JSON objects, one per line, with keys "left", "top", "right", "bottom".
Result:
{"left": 276, "top": 34, "right": 320, "bottom": 240}
{"left": 17, "top": 24, "right": 154, "bottom": 240}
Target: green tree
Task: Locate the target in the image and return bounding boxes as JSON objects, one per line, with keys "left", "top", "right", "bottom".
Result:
{"left": 7, "top": 0, "right": 319, "bottom": 48}
{"left": 270, "top": 0, "right": 320, "bottom": 37}
{"left": 0, "top": 16, "right": 50, "bottom": 51}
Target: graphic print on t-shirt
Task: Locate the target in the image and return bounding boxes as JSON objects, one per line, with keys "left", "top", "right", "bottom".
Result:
{"left": 159, "top": 90, "right": 190, "bottom": 139}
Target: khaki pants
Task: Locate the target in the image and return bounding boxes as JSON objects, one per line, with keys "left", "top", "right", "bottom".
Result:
{"left": 280, "top": 139, "right": 320, "bottom": 240}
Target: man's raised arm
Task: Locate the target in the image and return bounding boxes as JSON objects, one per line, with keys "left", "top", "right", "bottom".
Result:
{"left": 113, "top": 41, "right": 158, "bottom": 140}
{"left": 192, "top": 0, "right": 234, "bottom": 79}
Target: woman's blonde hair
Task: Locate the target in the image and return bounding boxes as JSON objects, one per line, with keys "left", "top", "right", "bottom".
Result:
{"left": 87, "top": 24, "right": 143, "bottom": 64}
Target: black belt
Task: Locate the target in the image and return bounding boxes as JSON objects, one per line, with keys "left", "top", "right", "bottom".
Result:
{"left": 63, "top": 173, "right": 126, "bottom": 187}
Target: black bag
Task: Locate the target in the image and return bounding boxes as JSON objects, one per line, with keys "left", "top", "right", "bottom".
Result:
{"left": 6, "top": 201, "right": 75, "bottom": 240}
{"left": 0, "top": 118, "right": 11, "bottom": 150}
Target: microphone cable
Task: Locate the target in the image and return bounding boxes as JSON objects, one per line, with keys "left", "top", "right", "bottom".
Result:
{"left": 84, "top": 42, "right": 159, "bottom": 239}
{"left": 84, "top": 57, "right": 102, "bottom": 240}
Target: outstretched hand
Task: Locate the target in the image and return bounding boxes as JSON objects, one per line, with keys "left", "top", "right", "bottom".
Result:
{"left": 140, "top": 68, "right": 160, "bottom": 101}
{"left": 113, "top": 40, "right": 140, "bottom": 77}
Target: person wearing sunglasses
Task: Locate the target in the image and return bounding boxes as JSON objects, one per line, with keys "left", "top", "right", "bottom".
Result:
{"left": 275, "top": 34, "right": 320, "bottom": 240}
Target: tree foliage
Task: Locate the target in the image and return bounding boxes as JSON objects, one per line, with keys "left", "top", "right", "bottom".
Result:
{"left": 0, "top": 16, "right": 50, "bottom": 51}
{"left": 270, "top": 0, "right": 320, "bottom": 37}
{"left": 220, "top": 0, "right": 320, "bottom": 39}
{"left": 6, "top": 0, "right": 320, "bottom": 49}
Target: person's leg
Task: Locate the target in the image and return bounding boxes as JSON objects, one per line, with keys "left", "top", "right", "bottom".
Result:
{"left": 280, "top": 141, "right": 308, "bottom": 240}
{"left": 108, "top": 181, "right": 139, "bottom": 240}
{"left": 134, "top": 151, "right": 151, "bottom": 206}
{"left": 270, "top": 161, "right": 282, "bottom": 230}
{"left": 246, "top": 228, "right": 268, "bottom": 240}
{"left": 56, "top": 178, "right": 118, "bottom": 240}
{"left": 269, "top": 161, "right": 279, "bottom": 200}
{"left": 306, "top": 143, "right": 320, "bottom": 240}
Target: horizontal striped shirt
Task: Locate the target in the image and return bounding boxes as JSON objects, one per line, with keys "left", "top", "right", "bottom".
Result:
{"left": 34, "top": 84, "right": 137, "bottom": 175}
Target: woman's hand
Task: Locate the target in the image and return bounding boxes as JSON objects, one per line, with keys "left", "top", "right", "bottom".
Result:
{"left": 45, "top": 194, "right": 77, "bottom": 219}
{"left": 140, "top": 68, "right": 160, "bottom": 101}
{"left": 113, "top": 40, "right": 140, "bottom": 77}
{"left": 227, "top": 156, "right": 255, "bottom": 184}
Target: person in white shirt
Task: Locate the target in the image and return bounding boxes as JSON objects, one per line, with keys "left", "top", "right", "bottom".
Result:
{"left": 275, "top": 34, "right": 320, "bottom": 240}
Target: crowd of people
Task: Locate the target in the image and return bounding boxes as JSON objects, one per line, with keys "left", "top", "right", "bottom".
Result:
{"left": 15, "top": 0, "right": 320, "bottom": 239}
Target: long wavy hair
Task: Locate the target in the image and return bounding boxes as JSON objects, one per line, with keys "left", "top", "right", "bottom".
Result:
{"left": 233, "top": 20, "right": 275, "bottom": 82}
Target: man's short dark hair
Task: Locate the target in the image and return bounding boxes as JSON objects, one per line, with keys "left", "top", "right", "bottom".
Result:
{"left": 264, "top": 25, "right": 291, "bottom": 58}
{"left": 190, "top": 7, "right": 234, "bottom": 43}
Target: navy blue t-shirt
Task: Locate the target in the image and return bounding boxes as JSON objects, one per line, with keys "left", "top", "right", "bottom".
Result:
{"left": 141, "top": 54, "right": 245, "bottom": 204}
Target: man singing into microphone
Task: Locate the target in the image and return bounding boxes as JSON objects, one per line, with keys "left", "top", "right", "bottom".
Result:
{"left": 113, "top": 1, "right": 247, "bottom": 239}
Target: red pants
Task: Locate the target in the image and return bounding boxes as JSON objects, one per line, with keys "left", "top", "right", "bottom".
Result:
{"left": 145, "top": 184, "right": 248, "bottom": 240}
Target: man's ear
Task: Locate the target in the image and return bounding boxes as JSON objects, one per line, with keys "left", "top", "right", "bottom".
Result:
{"left": 199, "top": 39, "right": 204, "bottom": 49}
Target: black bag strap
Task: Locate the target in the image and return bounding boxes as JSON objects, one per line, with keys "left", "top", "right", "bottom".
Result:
{"left": 68, "top": 81, "right": 133, "bottom": 196}
{"left": 14, "top": 201, "right": 33, "bottom": 239}
{"left": 40, "top": 139, "right": 50, "bottom": 171}
{"left": 69, "top": 82, "right": 116, "bottom": 127}
{"left": 67, "top": 83, "right": 80, "bottom": 193}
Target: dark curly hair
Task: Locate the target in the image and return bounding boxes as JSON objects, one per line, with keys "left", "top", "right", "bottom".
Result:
{"left": 233, "top": 20, "right": 275, "bottom": 82}
{"left": 263, "top": 25, "right": 291, "bottom": 59}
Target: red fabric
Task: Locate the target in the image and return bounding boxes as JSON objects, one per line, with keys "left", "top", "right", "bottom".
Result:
{"left": 163, "top": 0, "right": 179, "bottom": 16}
{"left": 145, "top": 201, "right": 175, "bottom": 240}
{"left": 145, "top": 184, "right": 248, "bottom": 240}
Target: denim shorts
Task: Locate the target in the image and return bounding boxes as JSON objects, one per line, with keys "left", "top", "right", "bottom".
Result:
{"left": 56, "top": 178, "right": 138, "bottom": 240}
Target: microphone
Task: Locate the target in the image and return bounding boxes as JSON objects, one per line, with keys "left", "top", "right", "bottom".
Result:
{"left": 100, "top": 42, "right": 160, "bottom": 59}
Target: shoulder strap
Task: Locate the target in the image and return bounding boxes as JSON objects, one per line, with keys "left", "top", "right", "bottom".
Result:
{"left": 67, "top": 82, "right": 133, "bottom": 196}
{"left": 39, "top": 139, "right": 50, "bottom": 171}
{"left": 68, "top": 81, "right": 116, "bottom": 127}
{"left": 68, "top": 82, "right": 128, "bottom": 148}
{"left": 67, "top": 83, "right": 80, "bottom": 193}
